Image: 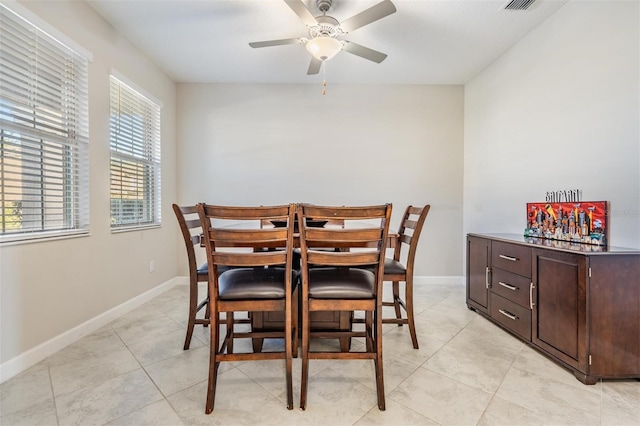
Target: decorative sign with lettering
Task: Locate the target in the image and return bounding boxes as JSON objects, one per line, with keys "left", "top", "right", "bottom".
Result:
{"left": 545, "top": 189, "right": 582, "bottom": 203}
{"left": 525, "top": 201, "right": 608, "bottom": 246}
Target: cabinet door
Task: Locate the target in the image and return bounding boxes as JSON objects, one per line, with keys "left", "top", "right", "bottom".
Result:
{"left": 532, "top": 249, "right": 587, "bottom": 370}
{"left": 589, "top": 255, "right": 640, "bottom": 377}
{"left": 467, "top": 236, "right": 490, "bottom": 313}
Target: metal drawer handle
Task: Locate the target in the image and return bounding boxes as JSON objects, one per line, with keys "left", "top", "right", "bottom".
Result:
{"left": 499, "top": 254, "right": 518, "bottom": 262}
{"left": 485, "top": 267, "right": 490, "bottom": 289}
{"left": 530, "top": 282, "right": 535, "bottom": 309}
{"left": 499, "top": 309, "right": 518, "bottom": 320}
{"left": 498, "top": 281, "right": 518, "bottom": 291}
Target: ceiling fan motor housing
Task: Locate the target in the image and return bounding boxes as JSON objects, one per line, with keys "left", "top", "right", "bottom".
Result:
{"left": 309, "top": 15, "right": 340, "bottom": 38}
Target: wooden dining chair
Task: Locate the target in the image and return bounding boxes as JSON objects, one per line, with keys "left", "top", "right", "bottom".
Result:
{"left": 297, "top": 203, "right": 392, "bottom": 411}
{"left": 198, "top": 203, "right": 297, "bottom": 413}
{"left": 380, "top": 204, "right": 430, "bottom": 349}
{"left": 173, "top": 204, "right": 213, "bottom": 350}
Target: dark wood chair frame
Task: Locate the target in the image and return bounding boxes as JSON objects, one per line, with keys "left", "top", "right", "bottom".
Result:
{"left": 173, "top": 204, "right": 210, "bottom": 349}
{"left": 198, "top": 203, "right": 297, "bottom": 413}
{"left": 380, "top": 204, "right": 430, "bottom": 349}
{"left": 297, "top": 203, "right": 392, "bottom": 411}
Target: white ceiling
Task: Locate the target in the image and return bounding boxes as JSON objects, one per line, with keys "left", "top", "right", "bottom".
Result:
{"left": 86, "top": 0, "right": 568, "bottom": 85}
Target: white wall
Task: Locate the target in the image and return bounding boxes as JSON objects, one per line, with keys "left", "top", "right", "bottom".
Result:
{"left": 0, "top": 1, "right": 178, "bottom": 367}
{"left": 176, "top": 84, "right": 464, "bottom": 277}
{"left": 464, "top": 0, "right": 640, "bottom": 252}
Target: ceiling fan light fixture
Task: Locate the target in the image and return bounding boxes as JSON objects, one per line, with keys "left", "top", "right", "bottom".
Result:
{"left": 306, "top": 36, "right": 342, "bottom": 61}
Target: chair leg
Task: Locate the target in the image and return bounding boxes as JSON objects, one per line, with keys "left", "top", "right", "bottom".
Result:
{"left": 392, "top": 280, "right": 402, "bottom": 324}
{"left": 203, "top": 292, "right": 210, "bottom": 328}
{"left": 205, "top": 304, "right": 220, "bottom": 414}
{"left": 300, "top": 306, "right": 309, "bottom": 410}
{"left": 292, "top": 299, "right": 299, "bottom": 358}
{"left": 184, "top": 280, "right": 198, "bottom": 350}
{"left": 365, "top": 311, "right": 374, "bottom": 352}
{"left": 252, "top": 338, "right": 264, "bottom": 353}
{"left": 405, "top": 278, "right": 419, "bottom": 349}
{"left": 374, "top": 308, "right": 386, "bottom": 410}
{"left": 226, "top": 312, "right": 234, "bottom": 354}
{"left": 285, "top": 306, "right": 294, "bottom": 410}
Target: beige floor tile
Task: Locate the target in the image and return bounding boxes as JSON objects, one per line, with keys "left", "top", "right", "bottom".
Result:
{"left": 478, "top": 396, "right": 559, "bottom": 425}
{"left": 144, "top": 345, "right": 215, "bottom": 397}
{"left": 43, "top": 327, "right": 125, "bottom": 368}
{"left": 417, "top": 298, "right": 478, "bottom": 330}
{"left": 601, "top": 380, "right": 640, "bottom": 426}
{"left": 423, "top": 320, "right": 522, "bottom": 393}
{"left": 295, "top": 367, "right": 382, "bottom": 425}
{"left": 0, "top": 364, "right": 53, "bottom": 415}
{"left": 388, "top": 368, "right": 492, "bottom": 425}
{"left": 0, "top": 364, "right": 57, "bottom": 426}
{"left": 354, "top": 399, "right": 438, "bottom": 425}
{"left": 127, "top": 329, "right": 203, "bottom": 366}
{"left": 49, "top": 343, "right": 141, "bottom": 397}
{"left": 0, "top": 398, "right": 58, "bottom": 426}
{"left": 231, "top": 357, "right": 295, "bottom": 398}
{"left": 167, "top": 369, "right": 291, "bottom": 424}
{"left": 495, "top": 364, "right": 601, "bottom": 425}
{"left": 382, "top": 321, "right": 449, "bottom": 365}
{"left": 327, "top": 353, "right": 419, "bottom": 393}
{"left": 104, "top": 400, "right": 185, "bottom": 426}
{"left": 112, "top": 311, "right": 184, "bottom": 345}
{"left": 56, "top": 369, "right": 163, "bottom": 425}
{"left": 510, "top": 344, "right": 602, "bottom": 395}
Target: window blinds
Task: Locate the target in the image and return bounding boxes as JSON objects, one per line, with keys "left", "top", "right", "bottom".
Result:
{"left": 109, "top": 76, "right": 161, "bottom": 230}
{"left": 0, "top": 4, "right": 89, "bottom": 243}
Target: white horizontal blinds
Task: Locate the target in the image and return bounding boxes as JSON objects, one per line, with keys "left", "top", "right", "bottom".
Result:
{"left": 109, "top": 76, "right": 161, "bottom": 229}
{"left": 0, "top": 5, "right": 89, "bottom": 241}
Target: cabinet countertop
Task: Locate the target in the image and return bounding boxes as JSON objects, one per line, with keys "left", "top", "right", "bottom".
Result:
{"left": 468, "top": 233, "right": 640, "bottom": 255}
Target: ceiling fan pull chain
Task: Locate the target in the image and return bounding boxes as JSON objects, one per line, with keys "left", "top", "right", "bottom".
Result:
{"left": 322, "top": 60, "right": 327, "bottom": 95}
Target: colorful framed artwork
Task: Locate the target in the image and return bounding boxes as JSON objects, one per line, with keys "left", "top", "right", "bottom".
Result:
{"left": 525, "top": 201, "right": 608, "bottom": 245}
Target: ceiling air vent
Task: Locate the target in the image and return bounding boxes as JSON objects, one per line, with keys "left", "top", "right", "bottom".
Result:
{"left": 504, "top": 0, "right": 536, "bottom": 10}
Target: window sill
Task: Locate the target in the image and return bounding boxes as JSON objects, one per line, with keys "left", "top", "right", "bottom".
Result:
{"left": 111, "top": 224, "right": 161, "bottom": 234}
{"left": 0, "top": 230, "right": 90, "bottom": 247}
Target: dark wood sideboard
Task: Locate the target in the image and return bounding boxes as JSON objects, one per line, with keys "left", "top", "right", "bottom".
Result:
{"left": 466, "top": 233, "right": 640, "bottom": 384}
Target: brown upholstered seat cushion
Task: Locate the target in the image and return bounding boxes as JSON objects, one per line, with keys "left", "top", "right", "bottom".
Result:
{"left": 308, "top": 267, "right": 375, "bottom": 299}
{"left": 218, "top": 267, "right": 298, "bottom": 300}
{"left": 383, "top": 258, "right": 406, "bottom": 275}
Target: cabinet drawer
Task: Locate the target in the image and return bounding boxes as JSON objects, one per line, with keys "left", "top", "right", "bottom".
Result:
{"left": 491, "top": 268, "right": 531, "bottom": 308}
{"left": 490, "top": 293, "right": 531, "bottom": 341}
{"left": 492, "top": 241, "right": 531, "bottom": 278}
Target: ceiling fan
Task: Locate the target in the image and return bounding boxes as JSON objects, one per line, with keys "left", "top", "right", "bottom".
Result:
{"left": 249, "top": 0, "right": 397, "bottom": 75}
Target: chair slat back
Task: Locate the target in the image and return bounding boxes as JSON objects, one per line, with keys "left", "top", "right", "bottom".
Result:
{"left": 173, "top": 203, "right": 204, "bottom": 277}
{"left": 198, "top": 203, "right": 295, "bottom": 270}
{"left": 393, "top": 204, "right": 431, "bottom": 268}
{"left": 298, "top": 204, "right": 392, "bottom": 269}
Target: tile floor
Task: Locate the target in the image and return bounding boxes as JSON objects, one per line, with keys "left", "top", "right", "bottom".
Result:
{"left": 1, "top": 282, "right": 639, "bottom": 425}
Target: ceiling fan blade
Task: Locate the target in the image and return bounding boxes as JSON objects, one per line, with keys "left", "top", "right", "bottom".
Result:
{"left": 342, "top": 41, "right": 387, "bottom": 63}
{"left": 339, "top": 0, "right": 396, "bottom": 33}
{"left": 307, "top": 57, "right": 322, "bottom": 75}
{"left": 249, "top": 38, "right": 303, "bottom": 48}
{"left": 284, "top": 0, "right": 318, "bottom": 27}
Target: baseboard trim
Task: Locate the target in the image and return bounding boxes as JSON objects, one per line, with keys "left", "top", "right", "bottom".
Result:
{"left": 0, "top": 277, "right": 180, "bottom": 384}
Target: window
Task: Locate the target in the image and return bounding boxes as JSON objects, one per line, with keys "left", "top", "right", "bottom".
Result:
{"left": 0, "top": 3, "right": 90, "bottom": 244}
{"left": 109, "top": 75, "right": 161, "bottom": 230}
